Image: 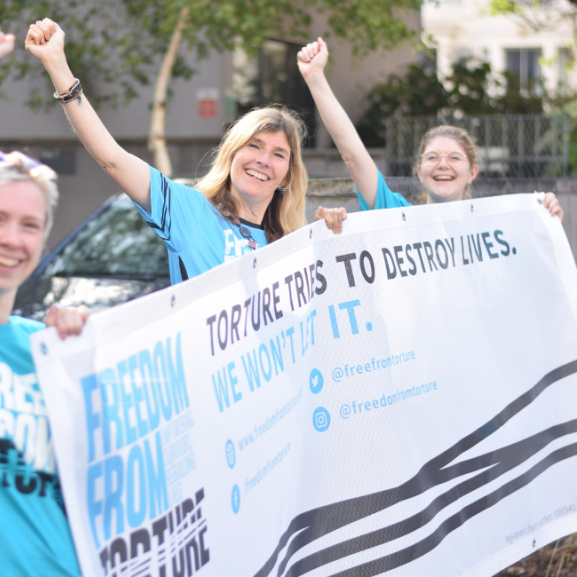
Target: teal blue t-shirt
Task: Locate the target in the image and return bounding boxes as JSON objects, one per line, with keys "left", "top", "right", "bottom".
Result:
{"left": 356, "top": 168, "right": 412, "bottom": 211}
{"left": 134, "top": 166, "right": 269, "bottom": 285}
{"left": 0, "top": 316, "right": 81, "bottom": 577}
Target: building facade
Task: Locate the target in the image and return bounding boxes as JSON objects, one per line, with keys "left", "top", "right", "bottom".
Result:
{"left": 422, "top": 0, "right": 577, "bottom": 92}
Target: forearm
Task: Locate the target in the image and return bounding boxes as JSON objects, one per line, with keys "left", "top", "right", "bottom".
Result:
{"left": 45, "top": 56, "right": 122, "bottom": 167}
{"left": 304, "top": 72, "right": 377, "bottom": 207}
{"left": 43, "top": 56, "right": 151, "bottom": 207}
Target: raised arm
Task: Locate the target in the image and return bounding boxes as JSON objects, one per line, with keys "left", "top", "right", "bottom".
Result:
{"left": 25, "top": 19, "right": 151, "bottom": 210}
{"left": 298, "top": 38, "right": 378, "bottom": 209}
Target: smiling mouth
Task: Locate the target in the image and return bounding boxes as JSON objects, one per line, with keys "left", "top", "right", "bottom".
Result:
{"left": 0, "top": 256, "right": 20, "bottom": 267}
{"left": 246, "top": 169, "right": 269, "bottom": 182}
{"left": 433, "top": 175, "right": 455, "bottom": 181}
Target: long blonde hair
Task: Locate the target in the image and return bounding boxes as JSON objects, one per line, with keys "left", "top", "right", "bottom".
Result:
{"left": 197, "top": 106, "right": 308, "bottom": 242}
{"left": 415, "top": 125, "right": 478, "bottom": 202}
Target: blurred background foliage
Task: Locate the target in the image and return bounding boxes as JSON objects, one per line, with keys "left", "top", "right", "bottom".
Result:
{"left": 356, "top": 58, "right": 547, "bottom": 148}
{"left": 0, "top": 0, "right": 421, "bottom": 110}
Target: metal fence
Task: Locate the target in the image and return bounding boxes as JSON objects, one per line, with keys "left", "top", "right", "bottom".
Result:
{"left": 384, "top": 114, "right": 569, "bottom": 178}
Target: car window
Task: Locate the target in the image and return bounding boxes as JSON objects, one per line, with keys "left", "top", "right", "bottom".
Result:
{"left": 45, "top": 194, "right": 170, "bottom": 278}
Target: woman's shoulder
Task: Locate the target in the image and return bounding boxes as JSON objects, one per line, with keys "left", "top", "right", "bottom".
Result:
{"left": 8, "top": 315, "right": 44, "bottom": 335}
{"left": 374, "top": 169, "right": 412, "bottom": 208}
{"left": 149, "top": 165, "right": 205, "bottom": 199}
{"left": 357, "top": 169, "right": 412, "bottom": 211}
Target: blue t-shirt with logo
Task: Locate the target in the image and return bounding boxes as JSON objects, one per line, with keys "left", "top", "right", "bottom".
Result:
{"left": 0, "top": 316, "right": 81, "bottom": 577}
{"left": 134, "top": 166, "right": 269, "bottom": 285}
{"left": 356, "top": 168, "right": 412, "bottom": 211}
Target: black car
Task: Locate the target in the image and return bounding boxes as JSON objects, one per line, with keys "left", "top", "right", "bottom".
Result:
{"left": 14, "top": 193, "right": 171, "bottom": 320}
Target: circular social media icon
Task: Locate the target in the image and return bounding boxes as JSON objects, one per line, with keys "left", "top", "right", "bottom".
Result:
{"left": 231, "top": 484, "right": 241, "bottom": 514}
{"left": 309, "top": 368, "right": 324, "bottom": 394}
{"left": 225, "top": 439, "right": 236, "bottom": 469}
{"left": 312, "top": 406, "right": 331, "bottom": 432}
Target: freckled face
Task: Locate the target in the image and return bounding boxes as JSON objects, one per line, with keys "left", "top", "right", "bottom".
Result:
{"left": 417, "top": 136, "right": 478, "bottom": 203}
{"left": 0, "top": 180, "right": 46, "bottom": 295}
{"left": 229, "top": 131, "right": 291, "bottom": 208}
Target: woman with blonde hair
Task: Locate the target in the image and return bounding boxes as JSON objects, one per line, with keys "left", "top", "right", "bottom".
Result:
{"left": 297, "top": 37, "right": 563, "bottom": 220}
{"left": 0, "top": 150, "right": 89, "bottom": 576}
{"left": 26, "top": 19, "right": 346, "bottom": 285}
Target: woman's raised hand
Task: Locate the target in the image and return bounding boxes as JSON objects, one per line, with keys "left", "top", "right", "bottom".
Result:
{"left": 0, "top": 27, "right": 15, "bottom": 60}
{"left": 25, "top": 18, "right": 65, "bottom": 64}
{"left": 297, "top": 37, "right": 329, "bottom": 80}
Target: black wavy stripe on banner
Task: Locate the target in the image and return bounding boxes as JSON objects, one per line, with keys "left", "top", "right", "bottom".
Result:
{"left": 330, "top": 443, "right": 577, "bottom": 577}
{"left": 283, "top": 420, "right": 577, "bottom": 577}
{"left": 252, "top": 359, "right": 577, "bottom": 577}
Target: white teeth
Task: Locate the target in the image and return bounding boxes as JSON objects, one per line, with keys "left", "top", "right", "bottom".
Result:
{"left": 246, "top": 169, "right": 268, "bottom": 181}
{"left": 434, "top": 176, "right": 454, "bottom": 181}
{"left": 0, "top": 256, "right": 19, "bottom": 267}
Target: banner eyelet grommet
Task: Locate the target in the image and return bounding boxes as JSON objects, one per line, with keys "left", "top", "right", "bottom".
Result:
{"left": 253, "top": 258, "right": 257, "bottom": 269}
{"left": 402, "top": 212, "right": 406, "bottom": 221}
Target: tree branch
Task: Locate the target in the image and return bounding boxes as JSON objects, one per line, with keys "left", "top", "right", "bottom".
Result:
{"left": 148, "top": 5, "right": 190, "bottom": 176}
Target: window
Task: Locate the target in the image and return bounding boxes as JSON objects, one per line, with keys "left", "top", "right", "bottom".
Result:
{"left": 419, "top": 49, "right": 437, "bottom": 74}
{"left": 232, "top": 40, "right": 316, "bottom": 147}
{"left": 454, "top": 47, "right": 472, "bottom": 62}
{"left": 558, "top": 47, "right": 572, "bottom": 92}
{"left": 505, "top": 48, "right": 542, "bottom": 86}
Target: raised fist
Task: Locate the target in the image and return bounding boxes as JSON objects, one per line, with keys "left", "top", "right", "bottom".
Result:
{"left": 25, "top": 18, "right": 65, "bottom": 64}
{"left": 297, "top": 37, "right": 329, "bottom": 79}
{"left": 0, "top": 27, "right": 15, "bottom": 60}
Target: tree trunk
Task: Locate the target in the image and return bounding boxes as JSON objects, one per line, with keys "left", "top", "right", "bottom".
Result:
{"left": 148, "top": 6, "right": 189, "bottom": 176}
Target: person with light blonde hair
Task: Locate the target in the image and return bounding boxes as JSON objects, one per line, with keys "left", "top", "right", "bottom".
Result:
{"left": 297, "top": 37, "right": 563, "bottom": 220}
{"left": 26, "top": 19, "right": 346, "bottom": 286}
{"left": 0, "top": 151, "right": 59, "bottom": 237}
{"left": 0, "top": 150, "right": 88, "bottom": 576}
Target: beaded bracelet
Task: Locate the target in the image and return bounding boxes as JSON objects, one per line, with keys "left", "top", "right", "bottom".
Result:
{"left": 53, "top": 78, "right": 83, "bottom": 104}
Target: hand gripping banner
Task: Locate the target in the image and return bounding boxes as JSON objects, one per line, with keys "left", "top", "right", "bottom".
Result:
{"left": 32, "top": 194, "right": 577, "bottom": 577}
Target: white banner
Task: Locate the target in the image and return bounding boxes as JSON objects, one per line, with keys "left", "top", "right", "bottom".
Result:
{"left": 32, "top": 194, "right": 577, "bottom": 577}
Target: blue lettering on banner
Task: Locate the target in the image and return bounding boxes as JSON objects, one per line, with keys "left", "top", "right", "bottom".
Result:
{"left": 86, "top": 431, "right": 169, "bottom": 549}
{"left": 329, "top": 300, "right": 362, "bottom": 339}
{"left": 80, "top": 333, "right": 187, "bottom": 549}
{"left": 211, "top": 314, "right": 317, "bottom": 413}
{"left": 81, "top": 333, "right": 188, "bottom": 462}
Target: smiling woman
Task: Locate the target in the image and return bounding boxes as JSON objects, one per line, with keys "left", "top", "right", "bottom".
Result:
{"left": 197, "top": 107, "right": 308, "bottom": 245}
{"left": 297, "top": 37, "right": 564, "bottom": 221}
{"left": 0, "top": 153, "right": 59, "bottom": 313}
{"left": 26, "top": 19, "right": 346, "bottom": 287}
{"left": 0, "top": 151, "right": 88, "bottom": 576}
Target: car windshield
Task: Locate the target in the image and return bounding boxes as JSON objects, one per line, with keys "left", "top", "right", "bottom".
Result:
{"left": 45, "top": 194, "right": 170, "bottom": 279}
